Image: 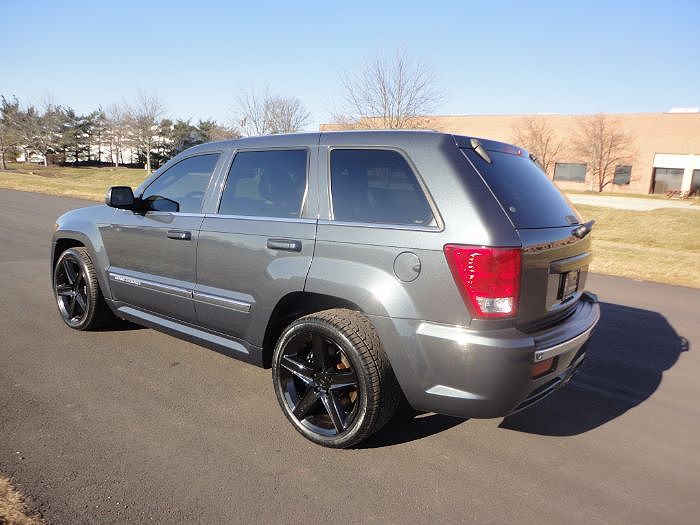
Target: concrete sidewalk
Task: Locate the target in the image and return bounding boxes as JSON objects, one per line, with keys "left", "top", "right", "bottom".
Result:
{"left": 566, "top": 193, "right": 699, "bottom": 211}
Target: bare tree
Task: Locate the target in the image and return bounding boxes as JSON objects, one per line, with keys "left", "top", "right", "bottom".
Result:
{"left": 512, "top": 116, "right": 563, "bottom": 176}
{"left": 125, "top": 92, "right": 165, "bottom": 171}
{"left": 571, "top": 113, "right": 635, "bottom": 192}
{"left": 0, "top": 95, "right": 22, "bottom": 169}
{"left": 105, "top": 103, "right": 128, "bottom": 167}
{"left": 27, "top": 98, "right": 64, "bottom": 166}
{"left": 236, "top": 88, "right": 309, "bottom": 136}
{"left": 335, "top": 50, "right": 443, "bottom": 129}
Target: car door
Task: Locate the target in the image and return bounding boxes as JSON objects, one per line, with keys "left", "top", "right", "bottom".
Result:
{"left": 103, "top": 152, "right": 223, "bottom": 324}
{"left": 194, "top": 146, "right": 318, "bottom": 347}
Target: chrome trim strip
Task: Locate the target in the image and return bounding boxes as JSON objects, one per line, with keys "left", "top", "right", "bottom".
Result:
{"left": 193, "top": 291, "right": 251, "bottom": 313}
{"left": 533, "top": 325, "right": 595, "bottom": 363}
{"left": 203, "top": 214, "right": 316, "bottom": 224}
{"left": 108, "top": 272, "right": 192, "bottom": 299}
{"left": 318, "top": 219, "right": 441, "bottom": 232}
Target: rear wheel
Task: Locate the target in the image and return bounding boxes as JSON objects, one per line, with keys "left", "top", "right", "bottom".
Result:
{"left": 53, "top": 247, "right": 114, "bottom": 330}
{"left": 272, "top": 309, "right": 400, "bottom": 448}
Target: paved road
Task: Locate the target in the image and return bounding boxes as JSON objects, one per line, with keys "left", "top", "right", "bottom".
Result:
{"left": 566, "top": 192, "right": 699, "bottom": 211}
{"left": 1, "top": 188, "right": 699, "bottom": 524}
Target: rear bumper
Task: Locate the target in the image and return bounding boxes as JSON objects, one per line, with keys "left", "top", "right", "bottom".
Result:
{"left": 369, "top": 292, "right": 600, "bottom": 419}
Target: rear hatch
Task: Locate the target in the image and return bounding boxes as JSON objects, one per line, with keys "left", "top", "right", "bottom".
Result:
{"left": 457, "top": 136, "right": 593, "bottom": 331}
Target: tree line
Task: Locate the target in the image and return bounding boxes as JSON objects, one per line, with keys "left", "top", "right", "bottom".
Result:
{"left": 0, "top": 50, "right": 444, "bottom": 171}
{"left": 0, "top": 93, "right": 239, "bottom": 171}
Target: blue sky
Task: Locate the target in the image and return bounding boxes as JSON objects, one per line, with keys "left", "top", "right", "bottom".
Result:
{"left": 2, "top": 0, "right": 698, "bottom": 129}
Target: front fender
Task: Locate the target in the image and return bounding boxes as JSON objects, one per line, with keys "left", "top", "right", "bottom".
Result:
{"left": 52, "top": 206, "right": 116, "bottom": 300}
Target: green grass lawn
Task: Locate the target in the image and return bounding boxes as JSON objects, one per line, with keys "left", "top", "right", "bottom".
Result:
{"left": 0, "top": 163, "right": 147, "bottom": 201}
{"left": 576, "top": 204, "right": 700, "bottom": 288}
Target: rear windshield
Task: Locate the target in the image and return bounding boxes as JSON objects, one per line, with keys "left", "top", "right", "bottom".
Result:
{"left": 460, "top": 148, "right": 581, "bottom": 229}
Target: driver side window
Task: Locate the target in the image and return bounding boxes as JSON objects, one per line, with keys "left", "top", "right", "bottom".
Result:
{"left": 141, "top": 153, "right": 220, "bottom": 213}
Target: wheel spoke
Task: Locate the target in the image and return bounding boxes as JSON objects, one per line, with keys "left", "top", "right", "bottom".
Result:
{"left": 73, "top": 271, "right": 84, "bottom": 291}
{"left": 328, "top": 368, "right": 357, "bottom": 390}
{"left": 75, "top": 291, "right": 87, "bottom": 312}
{"left": 292, "top": 387, "right": 320, "bottom": 420}
{"left": 321, "top": 391, "right": 347, "bottom": 432}
{"left": 68, "top": 294, "right": 77, "bottom": 317}
{"left": 62, "top": 259, "right": 77, "bottom": 285}
{"left": 280, "top": 355, "right": 314, "bottom": 384}
{"left": 311, "top": 333, "right": 331, "bottom": 370}
{"left": 56, "top": 285, "right": 73, "bottom": 297}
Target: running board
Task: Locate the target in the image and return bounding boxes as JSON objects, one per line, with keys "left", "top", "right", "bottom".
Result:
{"left": 117, "top": 305, "right": 264, "bottom": 367}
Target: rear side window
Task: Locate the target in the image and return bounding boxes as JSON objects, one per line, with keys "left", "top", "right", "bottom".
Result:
{"left": 142, "top": 153, "right": 220, "bottom": 213}
{"left": 219, "top": 150, "right": 307, "bottom": 218}
{"left": 461, "top": 148, "right": 580, "bottom": 229}
{"left": 330, "top": 149, "right": 433, "bottom": 226}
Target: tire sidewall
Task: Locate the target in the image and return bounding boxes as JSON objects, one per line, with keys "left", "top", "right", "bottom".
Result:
{"left": 272, "top": 317, "right": 372, "bottom": 448}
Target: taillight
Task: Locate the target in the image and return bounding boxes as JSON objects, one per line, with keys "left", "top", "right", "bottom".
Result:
{"left": 443, "top": 245, "right": 521, "bottom": 318}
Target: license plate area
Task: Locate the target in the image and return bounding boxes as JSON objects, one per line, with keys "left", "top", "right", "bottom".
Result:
{"left": 558, "top": 270, "right": 580, "bottom": 302}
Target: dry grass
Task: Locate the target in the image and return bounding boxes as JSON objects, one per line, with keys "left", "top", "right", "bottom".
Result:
{"left": 0, "top": 163, "right": 147, "bottom": 201}
{"left": 577, "top": 204, "right": 700, "bottom": 288}
{"left": 0, "top": 476, "right": 42, "bottom": 525}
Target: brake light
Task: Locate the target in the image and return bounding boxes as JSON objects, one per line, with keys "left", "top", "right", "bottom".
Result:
{"left": 443, "top": 245, "right": 521, "bottom": 318}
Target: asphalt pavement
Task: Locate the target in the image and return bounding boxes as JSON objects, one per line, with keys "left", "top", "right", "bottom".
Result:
{"left": 1, "top": 188, "right": 699, "bottom": 524}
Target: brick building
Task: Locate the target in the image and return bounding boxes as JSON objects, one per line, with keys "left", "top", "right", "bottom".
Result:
{"left": 322, "top": 112, "right": 700, "bottom": 195}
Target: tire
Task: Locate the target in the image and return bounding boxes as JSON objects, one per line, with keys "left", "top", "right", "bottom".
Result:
{"left": 272, "top": 308, "right": 401, "bottom": 448}
{"left": 53, "top": 247, "right": 115, "bottom": 330}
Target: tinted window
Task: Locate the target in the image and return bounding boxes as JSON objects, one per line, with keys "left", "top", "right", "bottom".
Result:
{"left": 219, "top": 150, "right": 307, "bottom": 218}
{"left": 653, "top": 168, "right": 684, "bottom": 194}
{"left": 142, "top": 154, "right": 219, "bottom": 213}
{"left": 613, "top": 165, "right": 632, "bottom": 185}
{"left": 462, "top": 149, "right": 581, "bottom": 229}
{"left": 330, "top": 149, "right": 433, "bottom": 225}
{"left": 553, "top": 163, "right": 587, "bottom": 182}
{"left": 692, "top": 170, "right": 700, "bottom": 196}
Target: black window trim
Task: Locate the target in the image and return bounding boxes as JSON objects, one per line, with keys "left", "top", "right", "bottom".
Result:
{"left": 613, "top": 164, "right": 632, "bottom": 185}
{"left": 326, "top": 146, "right": 442, "bottom": 230}
{"left": 212, "top": 146, "right": 311, "bottom": 221}
{"left": 138, "top": 150, "right": 225, "bottom": 215}
{"left": 553, "top": 162, "right": 588, "bottom": 183}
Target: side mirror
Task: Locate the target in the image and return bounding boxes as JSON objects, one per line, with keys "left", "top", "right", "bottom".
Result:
{"left": 105, "top": 186, "right": 135, "bottom": 209}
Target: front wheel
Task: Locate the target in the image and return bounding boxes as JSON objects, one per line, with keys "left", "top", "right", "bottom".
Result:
{"left": 53, "top": 247, "right": 114, "bottom": 330}
{"left": 272, "top": 309, "right": 401, "bottom": 448}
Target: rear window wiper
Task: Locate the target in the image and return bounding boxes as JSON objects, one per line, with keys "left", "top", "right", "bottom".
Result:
{"left": 572, "top": 220, "right": 595, "bottom": 239}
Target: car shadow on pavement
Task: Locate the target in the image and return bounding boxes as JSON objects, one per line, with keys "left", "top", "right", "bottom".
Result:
{"left": 358, "top": 402, "right": 465, "bottom": 448}
{"left": 95, "top": 318, "right": 145, "bottom": 332}
{"left": 500, "top": 301, "right": 689, "bottom": 436}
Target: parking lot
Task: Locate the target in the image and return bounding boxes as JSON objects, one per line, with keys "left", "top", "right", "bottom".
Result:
{"left": 1, "top": 188, "right": 698, "bottom": 524}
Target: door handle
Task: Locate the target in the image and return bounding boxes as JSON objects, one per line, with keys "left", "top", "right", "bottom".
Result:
{"left": 266, "top": 238, "right": 302, "bottom": 252}
{"left": 167, "top": 230, "right": 192, "bottom": 241}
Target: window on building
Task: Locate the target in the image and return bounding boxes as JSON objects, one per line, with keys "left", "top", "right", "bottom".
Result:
{"left": 141, "top": 153, "right": 220, "bottom": 213}
{"left": 691, "top": 170, "right": 700, "bottom": 196}
{"left": 330, "top": 149, "right": 434, "bottom": 225}
{"left": 652, "top": 168, "right": 684, "bottom": 195}
{"left": 553, "top": 163, "right": 587, "bottom": 182}
{"left": 613, "top": 165, "right": 632, "bottom": 185}
{"left": 218, "top": 149, "right": 308, "bottom": 218}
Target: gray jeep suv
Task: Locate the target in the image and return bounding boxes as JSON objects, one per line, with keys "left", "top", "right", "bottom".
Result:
{"left": 51, "top": 131, "right": 600, "bottom": 447}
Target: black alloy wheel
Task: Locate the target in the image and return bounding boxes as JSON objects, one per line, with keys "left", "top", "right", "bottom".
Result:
{"left": 278, "top": 331, "right": 360, "bottom": 436}
{"left": 272, "top": 309, "right": 401, "bottom": 448}
{"left": 53, "top": 247, "right": 113, "bottom": 330}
